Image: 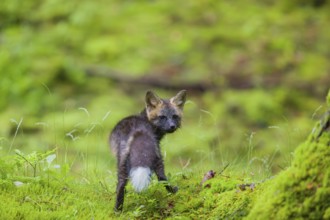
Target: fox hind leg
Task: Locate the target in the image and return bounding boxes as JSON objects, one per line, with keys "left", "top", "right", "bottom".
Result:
{"left": 115, "top": 169, "right": 128, "bottom": 211}
{"left": 114, "top": 152, "right": 130, "bottom": 211}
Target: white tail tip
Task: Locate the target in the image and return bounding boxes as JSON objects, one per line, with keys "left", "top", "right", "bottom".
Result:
{"left": 130, "top": 167, "right": 151, "bottom": 192}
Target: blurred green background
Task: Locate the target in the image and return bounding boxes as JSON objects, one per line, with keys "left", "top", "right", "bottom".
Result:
{"left": 0, "top": 0, "right": 329, "bottom": 179}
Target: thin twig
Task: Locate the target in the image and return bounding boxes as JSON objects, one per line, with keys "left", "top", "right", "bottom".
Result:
{"left": 219, "top": 163, "right": 230, "bottom": 175}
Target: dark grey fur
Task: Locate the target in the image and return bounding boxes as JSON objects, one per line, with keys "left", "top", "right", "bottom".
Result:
{"left": 110, "top": 90, "right": 186, "bottom": 211}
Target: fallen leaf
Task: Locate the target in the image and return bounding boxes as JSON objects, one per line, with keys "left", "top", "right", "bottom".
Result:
{"left": 201, "top": 170, "right": 216, "bottom": 186}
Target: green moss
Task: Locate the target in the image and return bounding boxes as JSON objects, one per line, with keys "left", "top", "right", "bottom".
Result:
{"left": 246, "top": 92, "right": 330, "bottom": 219}
{"left": 0, "top": 182, "right": 114, "bottom": 219}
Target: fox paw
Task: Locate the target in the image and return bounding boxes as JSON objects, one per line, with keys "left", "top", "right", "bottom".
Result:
{"left": 167, "top": 185, "right": 178, "bottom": 194}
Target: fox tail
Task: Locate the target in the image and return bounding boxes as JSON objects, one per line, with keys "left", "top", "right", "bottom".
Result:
{"left": 129, "top": 167, "right": 151, "bottom": 192}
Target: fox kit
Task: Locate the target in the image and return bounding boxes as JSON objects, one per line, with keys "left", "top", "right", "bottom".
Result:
{"left": 110, "top": 90, "right": 187, "bottom": 211}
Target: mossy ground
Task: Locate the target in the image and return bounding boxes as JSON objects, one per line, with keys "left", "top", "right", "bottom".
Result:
{"left": 0, "top": 165, "right": 264, "bottom": 219}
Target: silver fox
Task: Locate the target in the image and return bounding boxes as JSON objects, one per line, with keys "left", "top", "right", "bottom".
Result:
{"left": 110, "top": 90, "right": 186, "bottom": 211}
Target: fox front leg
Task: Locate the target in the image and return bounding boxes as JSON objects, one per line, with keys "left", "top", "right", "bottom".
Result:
{"left": 154, "top": 159, "right": 178, "bottom": 193}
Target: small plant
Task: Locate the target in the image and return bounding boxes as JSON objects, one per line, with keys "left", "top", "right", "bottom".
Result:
{"left": 13, "top": 149, "right": 70, "bottom": 186}
{"left": 15, "top": 149, "right": 54, "bottom": 177}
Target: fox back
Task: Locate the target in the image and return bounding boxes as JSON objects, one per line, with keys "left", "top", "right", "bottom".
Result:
{"left": 110, "top": 116, "right": 158, "bottom": 192}
{"left": 110, "top": 90, "right": 186, "bottom": 211}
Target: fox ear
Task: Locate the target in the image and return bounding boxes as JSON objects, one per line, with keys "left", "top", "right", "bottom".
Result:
{"left": 145, "top": 91, "right": 162, "bottom": 108}
{"left": 170, "top": 90, "right": 187, "bottom": 109}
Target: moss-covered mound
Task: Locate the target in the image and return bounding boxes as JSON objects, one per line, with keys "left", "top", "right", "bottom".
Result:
{"left": 247, "top": 91, "right": 330, "bottom": 219}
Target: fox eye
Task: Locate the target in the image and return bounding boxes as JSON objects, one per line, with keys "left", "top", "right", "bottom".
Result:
{"left": 172, "top": 114, "right": 179, "bottom": 120}
{"left": 158, "top": 115, "right": 167, "bottom": 120}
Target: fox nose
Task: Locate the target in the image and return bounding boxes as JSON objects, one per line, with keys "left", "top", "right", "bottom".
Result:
{"left": 169, "top": 122, "right": 177, "bottom": 131}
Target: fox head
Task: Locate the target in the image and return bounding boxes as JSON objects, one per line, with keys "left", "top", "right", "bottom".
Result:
{"left": 145, "top": 90, "right": 187, "bottom": 133}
